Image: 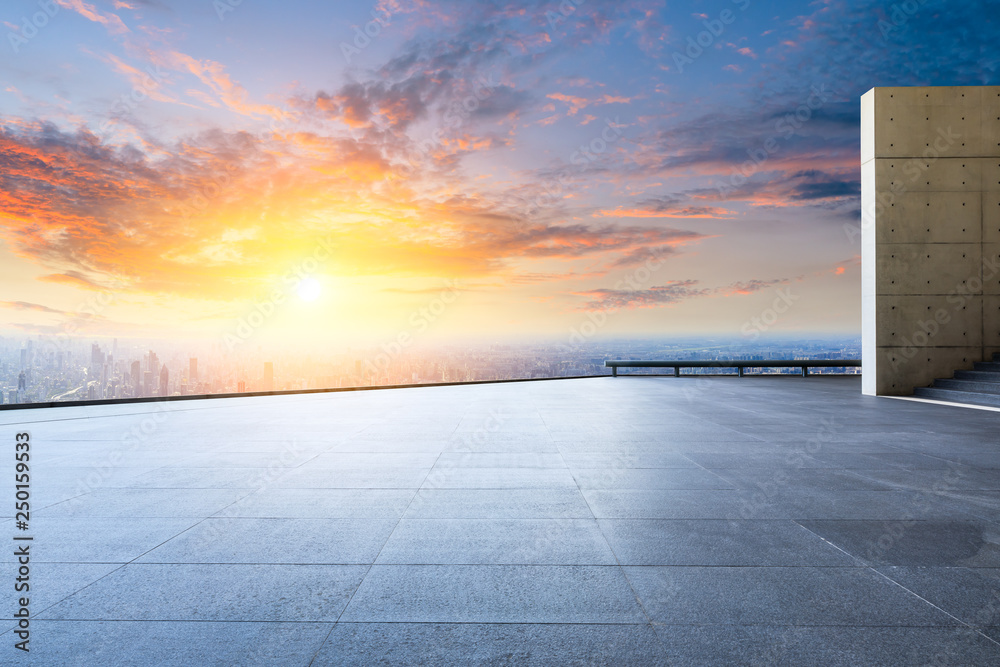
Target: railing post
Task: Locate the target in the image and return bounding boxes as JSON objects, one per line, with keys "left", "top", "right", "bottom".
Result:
{"left": 737, "top": 366, "right": 744, "bottom": 377}
{"left": 802, "top": 366, "right": 808, "bottom": 377}
{"left": 612, "top": 366, "right": 617, "bottom": 377}
{"left": 673, "top": 366, "right": 680, "bottom": 377}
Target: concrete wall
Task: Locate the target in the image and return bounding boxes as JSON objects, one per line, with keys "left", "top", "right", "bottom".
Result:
{"left": 862, "top": 86, "right": 1000, "bottom": 396}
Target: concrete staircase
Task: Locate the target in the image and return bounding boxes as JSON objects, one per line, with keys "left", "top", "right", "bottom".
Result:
{"left": 913, "top": 353, "right": 1000, "bottom": 408}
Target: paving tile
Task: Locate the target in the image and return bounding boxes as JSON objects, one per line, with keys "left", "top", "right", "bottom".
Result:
{"left": 780, "top": 490, "right": 981, "bottom": 521}
{"left": 572, "top": 468, "right": 733, "bottom": 490}
{"left": 305, "top": 452, "right": 441, "bottom": 468}
{"left": 433, "top": 452, "right": 566, "bottom": 468}
{"left": 272, "top": 467, "right": 430, "bottom": 489}
{"left": 135, "top": 518, "right": 397, "bottom": 564}
{"left": 651, "top": 625, "right": 1000, "bottom": 666}
{"left": 316, "top": 623, "right": 670, "bottom": 666}
{"left": 625, "top": 566, "right": 958, "bottom": 626}
{"left": 403, "top": 488, "right": 594, "bottom": 519}
{"left": 710, "top": 467, "right": 895, "bottom": 491}
{"left": 877, "top": 567, "right": 1000, "bottom": 627}
{"left": 443, "top": 438, "right": 561, "bottom": 454}
{"left": 811, "top": 452, "right": 963, "bottom": 470}
{"left": 341, "top": 565, "right": 647, "bottom": 623}
{"left": 598, "top": 520, "right": 857, "bottom": 566}
{"left": 376, "top": 519, "right": 616, "bottom": 565}
{"left": 116, "top": 467, "right": 283, "bottom": 489}
{"left": 223, "top": 488, "right": 417, "bottom": 519}
{"left": 850, "top": 466, "right": 1000, "bottom": 492}
{"left": 41, "top": 564, "right": 367, "bottom": 621}
{"left": 0, "top": 563, "right": 121, "bottom": 633}
{"left": 11, "top": 518, "right": 201, "bottom": 563}
{"left": 798, "top": 520, "right": 1000, "bottom": 566}
{"left": 2, "top": 621, "right": 332, "bottom": 666}
{"left": 560, "top": 452, "right": 699, "bottom": 468}
{"left": 35, "top": 488, "right": 250, "bottom": 518}
{"left": 421, "top": 467, "right": 578, "bottom": 489}
{"left": 583, "top": 489, "right": 791, "bottom": 519}
{"left": 679, "top": 452, "right": 836, "bottom": 469}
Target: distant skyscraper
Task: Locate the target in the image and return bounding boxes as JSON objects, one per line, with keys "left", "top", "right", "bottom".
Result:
{"left": 17, "top": 371, "right": 27, "bottom": 404}
{"left": 20, "top": 349, "right": 27, "bottom": 370}
{"left": 263, "top": 362, "right": 274, "bottom": 392}
{"left": 148, "top": 351, "right": 159, "bottom": 378}
{"left": 131, "top": 361, "right": 142, "bottom": 397}
{"left": 189, "top": 358, "right": 198, "bottom": 382}
{"left": 159, "top": 366, "right": 169, "bottom": 397}
{"left": 143, "top": 371, "right": 153, "bottom": 398}
{"left": 237, "top": 380, "right": 246, "bottom": 393}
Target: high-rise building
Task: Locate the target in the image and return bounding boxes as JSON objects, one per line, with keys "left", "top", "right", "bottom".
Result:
{"left": 148, "top": 351, "right": 159, "bottom": 379}
{"left": 263, "top": 362, "right": 274, "bottom": 392}
{"left": 189, "top": 358, "right": 198, "bottom": 382}
{"left": 143, "top": 371, "right": 153, "bottom": 398}
{"left": 131, "top": 361, "right": 142, "bottom": 397}
{"left": 17, "top": 371, "right": 27, "bottom": 404}
{"left": 20, "top": 348, "right": 27, "bottom": 369}
{"left": 159, "top": 366, "right": 169, "bottom": 397}
{"left": 237, "top": 380, "right": 246, "bottom": 393}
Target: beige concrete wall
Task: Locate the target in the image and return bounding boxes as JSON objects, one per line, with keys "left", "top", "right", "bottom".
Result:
{"left": 862, "top": 86, "right": 1000, "bottom": 396}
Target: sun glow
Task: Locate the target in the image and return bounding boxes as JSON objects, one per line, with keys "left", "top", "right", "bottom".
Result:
{"left": 297, "top": 277, "right": 322, "bottom": 302}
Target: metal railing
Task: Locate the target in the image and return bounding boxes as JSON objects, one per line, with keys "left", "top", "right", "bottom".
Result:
{"left": 605, "top": 359, "right": 861, "bottom": 377}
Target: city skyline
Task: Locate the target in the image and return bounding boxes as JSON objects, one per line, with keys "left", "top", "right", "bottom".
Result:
{"left": 4, "top": 2, "right": 995, "bottom": 346}
{"left": 0, "top": 331, "right": 860, "bottom": 404}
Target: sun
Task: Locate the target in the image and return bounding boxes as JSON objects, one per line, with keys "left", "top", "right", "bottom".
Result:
{"left": 297, "top": 277, "right": 322, "bottom": 302}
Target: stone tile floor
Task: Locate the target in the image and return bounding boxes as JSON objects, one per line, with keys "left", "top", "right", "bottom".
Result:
{"left": 1, "top": 376, "right": 998, "bottom": 665}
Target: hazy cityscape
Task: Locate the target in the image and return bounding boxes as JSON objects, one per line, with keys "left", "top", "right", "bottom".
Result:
{"left": 0, "top": 335, "right": 861, "bottom": 406}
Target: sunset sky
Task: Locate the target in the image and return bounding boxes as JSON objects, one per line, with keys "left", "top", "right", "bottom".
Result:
{"left": 2, "top": 0, "right": 998, "bottom": 349}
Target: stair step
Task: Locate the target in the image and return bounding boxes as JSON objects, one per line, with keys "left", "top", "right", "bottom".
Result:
{"left": 954, "top": 370, "right": 1000, "bottom": 382}
{"left": 913, "top": 387, "right": 1000, "bottom": 408}
{"left": 934, "top": 378, "right": 1000, "bottom": 395}
{"left": 973, "top": 361, "right": 1000, "bottom": 373}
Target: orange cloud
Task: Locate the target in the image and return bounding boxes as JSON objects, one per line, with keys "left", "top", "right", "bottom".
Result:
{"left": 168, "top": 51, "right": 287, "bottom": 121}
{"left": 56, "top": 0, "right": 129, "bottom": 34}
